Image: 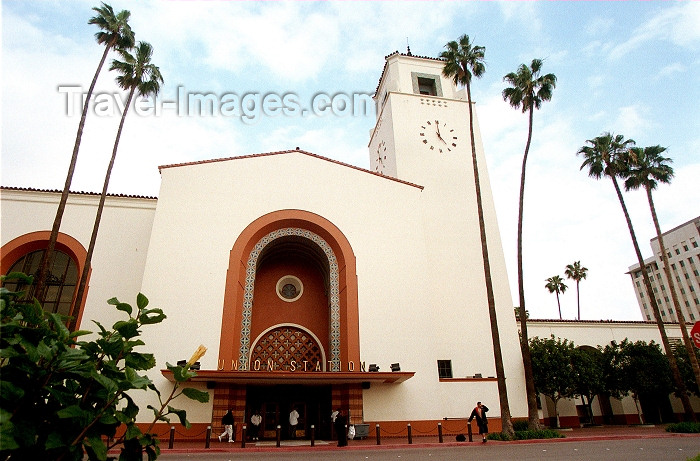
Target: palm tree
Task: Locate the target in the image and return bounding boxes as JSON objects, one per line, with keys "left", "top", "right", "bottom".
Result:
{"left": 502, "top": 58, "right": 556, "bottom": 430}
{"left": 545, "top": 275, "right": 567, "bottom": 320}
{"left": 440, "top": 34, "right": 514, "bottom": 437}
{"left": 70, "top": 42, "right": 163, "bottom": 330}
{"left": 577, "top": 132, "right": 696, "bottom": 421}
{"left": 622, "top": 145, "right": 700, "bottom": 400}
{"left": 34, "top": 3, "right": 135, "bottom": 305}
{"left": 564, "top": 261, "right": 588, "bottom": 320}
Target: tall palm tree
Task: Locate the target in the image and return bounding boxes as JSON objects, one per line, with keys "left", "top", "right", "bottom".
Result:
{"left": 34, "top": 3, "right": 135, "bottom": 304}
{"left": 545, "top": 275, "right": 567, "bottom": 320}
{"left": 577, "top": 133, "right": 696, "bottom": 421}
{"left": 440, "top": 34, "right": 514, "bottom": 437}
{"left": 622, "top": 145, "right": 700, "bottom": 398}
{"left": 502, "top": 58, "right": 556, "bottom": 430}
{"left": 70, "top": 42, "right": 163, "bottom": 330}
{"left": 564, "top": 261, "right": 588, "bottom": 320}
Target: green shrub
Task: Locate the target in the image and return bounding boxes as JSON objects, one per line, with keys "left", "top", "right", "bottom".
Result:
{"left": 666, "top": 422, "right": 700, "bottom": 433}
{"left": 684, "top": 454, "right": 700, "bottom": 461}
{"left": 0, "top": 272, "right": 209, "bottom": 461}
{"left": 515, "top": 429, "right": 565, "bottom": 440}
{"left": 512, "top": 420, "right": 529, "bottom": 432}
{"left": 486, "top": 429, "right": 565, "bottom": 441}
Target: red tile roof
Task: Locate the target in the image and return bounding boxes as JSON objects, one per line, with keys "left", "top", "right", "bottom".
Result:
{"left": 374, "top": 50, "right": 445, "bottom": 97}
{"left": 0, "top": 185, "right": 157, "bottom": 200}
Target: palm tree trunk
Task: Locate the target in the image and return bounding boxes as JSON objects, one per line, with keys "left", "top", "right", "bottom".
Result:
{"left": 70, "top": 88, "right": 135, "bottom": 330}
{"left": 556, "top": 292, "right": 562, "bottom": 320}
{"left": 34, "top": 39, "right": 116, "bottom": 304}
{"left": 516, "top": 105, "right": 541, "bottom": 430}
{"left": 610, "top": 176, "right": 695, "bottom": 421}
{"left": 465, "top": 82, "right": 514, "bottom": 436}
{"left": 646, "top": 186, "right": 700, "bottom": 400}
{"left": 576, "top": 280, "right": 580, "bottom": 320}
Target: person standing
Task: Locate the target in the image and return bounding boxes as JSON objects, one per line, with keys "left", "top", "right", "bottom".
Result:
{"left": 334, "top": 409, "right": 348, "bottom": 447}
{"left": 289, "top": 407, "right": 300, "bottom": 439}
{"left": 218, "top": 409, "right": 235, "bottom": 442}
{"left": 468, "top": 401, "right": 489, "bottom": 443}
{"left": 250, "top": 410, "right": 262, "bottom": 441}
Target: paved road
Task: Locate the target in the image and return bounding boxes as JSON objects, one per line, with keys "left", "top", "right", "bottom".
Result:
{"left": 158, "top": 438, "right": 700, "bottom": 461}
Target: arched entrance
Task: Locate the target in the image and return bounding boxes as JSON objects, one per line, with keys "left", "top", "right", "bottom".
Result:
{"left": 213, "top": 210, "right": 361, "bottom": 440}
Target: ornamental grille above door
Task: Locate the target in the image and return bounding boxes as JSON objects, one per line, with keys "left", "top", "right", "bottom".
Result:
{"left": 250, "top": 325, "right": 325, "bottom": 371}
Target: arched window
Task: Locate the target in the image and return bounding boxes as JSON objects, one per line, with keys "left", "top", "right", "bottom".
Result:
{"left": 4, "top": 249, "right": 78, "bottom": 316}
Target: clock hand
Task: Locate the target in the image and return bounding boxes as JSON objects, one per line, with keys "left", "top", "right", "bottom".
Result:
{"left": 436, "top": 124, "right": 447, "bottom": 143}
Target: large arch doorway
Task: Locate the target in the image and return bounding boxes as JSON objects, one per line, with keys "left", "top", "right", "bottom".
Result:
{"left": 218, "top": 210, "right": 360, "bottom": 368}
{"left": 213, "top": 210, "right": 362, "bottom": 436}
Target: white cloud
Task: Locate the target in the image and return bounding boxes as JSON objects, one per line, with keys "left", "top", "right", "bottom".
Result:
{"left": 496, "top": 1, "right": 542, "bottom": 34}
{"left": 585, "top": 17, "right": 614, "bottom": 36}
{"left": 612, "top": 105, "right": 651, "bottom": 138}
{"left": 609, "top": 2, "right": 700, "bottom": 60}
{"left": 656, "top": 62, "right": 686, "bottom": 79}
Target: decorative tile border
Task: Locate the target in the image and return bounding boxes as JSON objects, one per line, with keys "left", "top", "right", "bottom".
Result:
{"left": 238, "top": 228, "right": 341, "bottom": 370}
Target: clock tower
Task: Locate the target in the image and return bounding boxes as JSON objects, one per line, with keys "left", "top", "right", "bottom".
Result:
{"left": 367, "top": 51, "right": 524, "bottom": 421}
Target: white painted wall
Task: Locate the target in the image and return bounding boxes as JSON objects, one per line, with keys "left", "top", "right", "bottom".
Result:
{"left": 0, "top": 188, "right": 156, "bottom": 332}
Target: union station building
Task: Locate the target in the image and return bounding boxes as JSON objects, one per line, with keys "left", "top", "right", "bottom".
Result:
{"left": 2, "top": 52, "right": 697, "bottom": 440}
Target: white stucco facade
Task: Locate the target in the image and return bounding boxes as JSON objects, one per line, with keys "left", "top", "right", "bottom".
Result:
{"left": 3, "top": 52, "right": 697, "bottom": 439}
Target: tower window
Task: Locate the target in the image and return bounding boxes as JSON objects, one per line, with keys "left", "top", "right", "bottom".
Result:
{"left": 417, "top": 77, "right": 437, "bottom": 96}
{"left": 411, "top": 72, "right": 443, "bottom": 97}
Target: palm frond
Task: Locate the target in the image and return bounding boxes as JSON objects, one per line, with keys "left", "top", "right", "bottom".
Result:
{"left": 440, "top": 34, "right": 486, "bottom": 88}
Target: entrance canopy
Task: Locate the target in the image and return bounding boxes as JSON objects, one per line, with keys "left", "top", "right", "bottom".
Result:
{"left": 161, "top": 370, "right": 414, "bottom": 385}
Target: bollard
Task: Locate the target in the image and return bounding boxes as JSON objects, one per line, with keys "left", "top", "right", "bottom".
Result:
{"left": 169, "top": 426, "right": 175, "bottom": 449}
{"left": 467, "top": 422, "right": 473, "bottom": 442}
{"left": 276, "top": 425, "right": 281, "bottom": 447}
{"left": 438, "top": 422, "right": 443, "bottom": 443}
{"left": 375, "top": 423, "right": 381, "bottom": 445}
{"left": 241, "top": 425, "right": 246, "bottom": 448}
{"left": 407, "top": 423, "right": 412, "bottom": 444}
{"left": 205, "top": 425, "right": 211, "bottom": 448}
{"left": 310, "top": 424, "right": 315, "bottom": 447}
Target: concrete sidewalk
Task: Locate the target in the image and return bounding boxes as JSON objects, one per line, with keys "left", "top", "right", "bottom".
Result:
{"left": 150, "top": 424, "right": 699, "bottom": 454}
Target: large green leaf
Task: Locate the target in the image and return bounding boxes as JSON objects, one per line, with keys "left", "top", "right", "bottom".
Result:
{"left": 136, "top": 293, "right": 149, "bottom": 309}
{"left": 85, "top": 434, "right": 108, "bottom": 461}
{"left": 114, "top": 319, "right": 139, "bottom": 339}
{"left": 167, "top": 406, "right": 190, "bottom": 428}
{"left": 139, "top": 308, "right": 166, "bottom": 325}
{"left": 181, "top": 387, "right": 210, "bottom": 403}
{"left": 115, "top": 302, "right": 133, "bottom": 316}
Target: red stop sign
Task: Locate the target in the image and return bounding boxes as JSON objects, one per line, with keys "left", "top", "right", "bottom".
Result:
{"left": 692, "top": 321, "right": 700, "bottom": 348}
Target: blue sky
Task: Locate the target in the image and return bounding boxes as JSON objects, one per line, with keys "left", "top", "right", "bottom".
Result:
{"left": 2, "top": 0, "right": 699, "bottom": 322}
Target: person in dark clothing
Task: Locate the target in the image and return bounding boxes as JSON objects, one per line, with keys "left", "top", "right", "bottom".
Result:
{"left": 334, "top": 409, "right": 348, "bottom": 447}
{"left": 468, "top": 401, "right": 489, "bottom": 443}
{"left": 218, "top": 409, "right": 235, "bottom": 442}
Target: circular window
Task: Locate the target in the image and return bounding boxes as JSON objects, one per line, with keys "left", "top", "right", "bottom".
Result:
{"left": 276, "top": 275, "right": 303, "bottom": 302}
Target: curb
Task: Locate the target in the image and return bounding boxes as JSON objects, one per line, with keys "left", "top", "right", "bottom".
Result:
{"left": 148, "top": 432, "right": 700, "bottom": 454}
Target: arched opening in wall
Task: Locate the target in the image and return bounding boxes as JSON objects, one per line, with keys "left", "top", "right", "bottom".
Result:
{"left": 575, "top": 345, "right": 604, "bottom": 426}
{"left": 237, "top": 227, "right": 343, "bottom": 371}
{"left": 4, "top": 249, "right": 78, "bottom": 316}
{"left": 1, "top": 232, "right": 89, "bottom": 328}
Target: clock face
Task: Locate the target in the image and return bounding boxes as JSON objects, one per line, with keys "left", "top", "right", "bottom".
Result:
{"left": 419, "top": 120, "right": 457, "bottom": 153}
{"left": 375, "top": 140, "right": 387, "bottom": 174}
